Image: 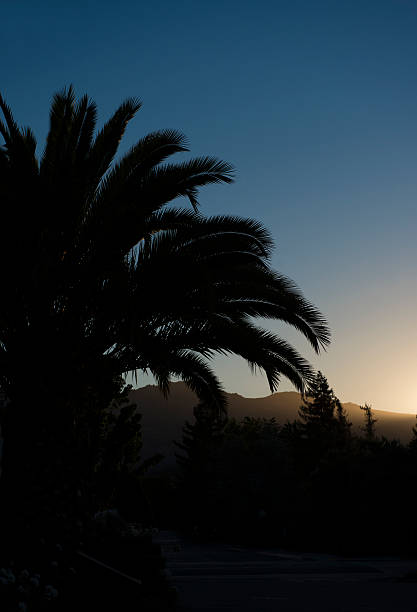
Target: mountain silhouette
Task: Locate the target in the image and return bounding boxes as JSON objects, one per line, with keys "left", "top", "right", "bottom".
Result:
{"left": 130, "top": 381, "right": 416, "bottom": 469}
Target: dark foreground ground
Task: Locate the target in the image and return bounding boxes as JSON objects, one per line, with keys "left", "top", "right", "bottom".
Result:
{"left": 155, "top": 531, "right": 417, "bottom": 612}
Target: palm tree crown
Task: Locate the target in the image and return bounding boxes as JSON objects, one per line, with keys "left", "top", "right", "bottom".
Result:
{"left": 0, "top": 86, "right": 330, "bottom": 413}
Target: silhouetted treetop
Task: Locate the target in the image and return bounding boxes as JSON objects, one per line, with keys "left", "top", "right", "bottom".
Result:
{"left": 360, "top": 403, "right": 377, "bottom": 441}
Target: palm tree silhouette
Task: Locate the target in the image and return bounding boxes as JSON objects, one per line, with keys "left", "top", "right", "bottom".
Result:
{"left": 0, "top": 87, "right": 329, "bottom": 407}
{"left": 0, "top": 87, "right": 330, "bottom": 550}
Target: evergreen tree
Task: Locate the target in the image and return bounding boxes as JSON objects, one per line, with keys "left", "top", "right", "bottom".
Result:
{"left": 360, "top": 403, "right": 377, "bottom": 441}
{"left": 335, "top": 400, "right": 351, "bottom": 434}
{"left": 175, "top": 402, "right": 225, "bottom": 477}
{"left": 175, "top": 402, "right": 226, "bottom": 532}
{"left": 298, "top": 371, "right": 351, "bottom": 443}
{"left": 409, "top": 415, "right": 417, "bottom": 452}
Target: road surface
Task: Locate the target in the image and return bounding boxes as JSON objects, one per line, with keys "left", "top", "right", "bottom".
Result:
{"left": 155, "top": 531, "right": 417, "bottom": 611}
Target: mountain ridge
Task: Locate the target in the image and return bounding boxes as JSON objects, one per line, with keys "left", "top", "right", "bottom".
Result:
{"left": 129, "top": 382, "right": 417, "bottom": 469}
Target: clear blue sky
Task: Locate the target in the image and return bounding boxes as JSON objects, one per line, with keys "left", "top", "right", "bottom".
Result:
{"left": 2, "top": 0, "right": 417, "bottom": 412}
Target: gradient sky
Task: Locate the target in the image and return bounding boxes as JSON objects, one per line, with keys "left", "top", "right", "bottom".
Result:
{"left": 2, "top": 0, "right": 417, "bottom": 412}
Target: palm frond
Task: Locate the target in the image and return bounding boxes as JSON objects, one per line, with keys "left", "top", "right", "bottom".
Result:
{"left": 41, "top": 86, "right": 76, "bottom": 175}
{"left": 72, "top": 94, "right": 98, "bottom": 162}
{"left": 0, "top": 94, "right": 38, "bottom": 174}
{"left": 135, "top": 348, "right": 226, "bottom": 416}
{"left": 143, "top": 156, "right": 234, "bottom": 210}
{"left": 87, "top": 97, "right": 142, "bottom": 190}
{"left": 95, "top": 129, "right": 189, "bottom": 211}
{"left": 0, "top": 93, "right": 20, "bottom": 140}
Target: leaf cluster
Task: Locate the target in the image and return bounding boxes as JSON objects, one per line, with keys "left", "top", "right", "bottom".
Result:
{"left": 0, "top": 87, "right": 330, "bottom": 416}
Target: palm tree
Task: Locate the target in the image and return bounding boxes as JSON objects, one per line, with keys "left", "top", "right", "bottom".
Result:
{"left": 0, "top": 87, "right": 330, "bottom": 550}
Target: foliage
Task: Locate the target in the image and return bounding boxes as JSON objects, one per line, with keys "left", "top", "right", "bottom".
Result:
{"left": 360, "top": 403, "right": 377, "bottom": 441}
{"left": 298, "top": 371, "right": 351, "bottom": 438}
{"left": 295, "top": 371, "right": 351, "bottom": 473}
{"left": 409, "top": 416, "right": 417, "bottom": 452}
{"left": 174, "top": 373, "right": 417, "bottom": 554}
{"left": 0, "top": 86, "right": 330, "bottom": 555}
{"left": 91, "top": 383, "right": 162, "bottom": 520}
{"left": 0, "top": 86, "right": 330, "bottom": 419}
{"left": 175, "top": 405, "right": 286, "bottom": 538}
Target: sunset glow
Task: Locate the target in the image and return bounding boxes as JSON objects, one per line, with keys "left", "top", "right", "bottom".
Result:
{"left": 3, "top": 1, "right": 417, "bottom": 412}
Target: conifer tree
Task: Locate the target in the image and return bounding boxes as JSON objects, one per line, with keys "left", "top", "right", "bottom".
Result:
{"left": 360, "top": 403, "right": 377, "bottom": 441}
{"left": 409, "top": 416, "right": 417, "bottom": 452}
{"left": 175, "top": 402, "right": 226, "bottom": 531}
{"left": 298, "top": 371, "right": 351, "bottom": 443}
{"left": 175, "top": 402, "right": 225, "bottom": 478}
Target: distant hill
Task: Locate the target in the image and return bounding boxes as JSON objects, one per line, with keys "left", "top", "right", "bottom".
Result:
{"left": 129, "top": 382, "right": 417, "bottom": 469}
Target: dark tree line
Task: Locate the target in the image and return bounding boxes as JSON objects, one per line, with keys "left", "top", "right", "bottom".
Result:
{"left": 174, "top": 372, "right": 417, "bottom": 554}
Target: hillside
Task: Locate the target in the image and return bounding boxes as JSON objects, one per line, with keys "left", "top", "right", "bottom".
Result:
{"left": 129, "top": 382, "right": 417, "bottom": 469}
